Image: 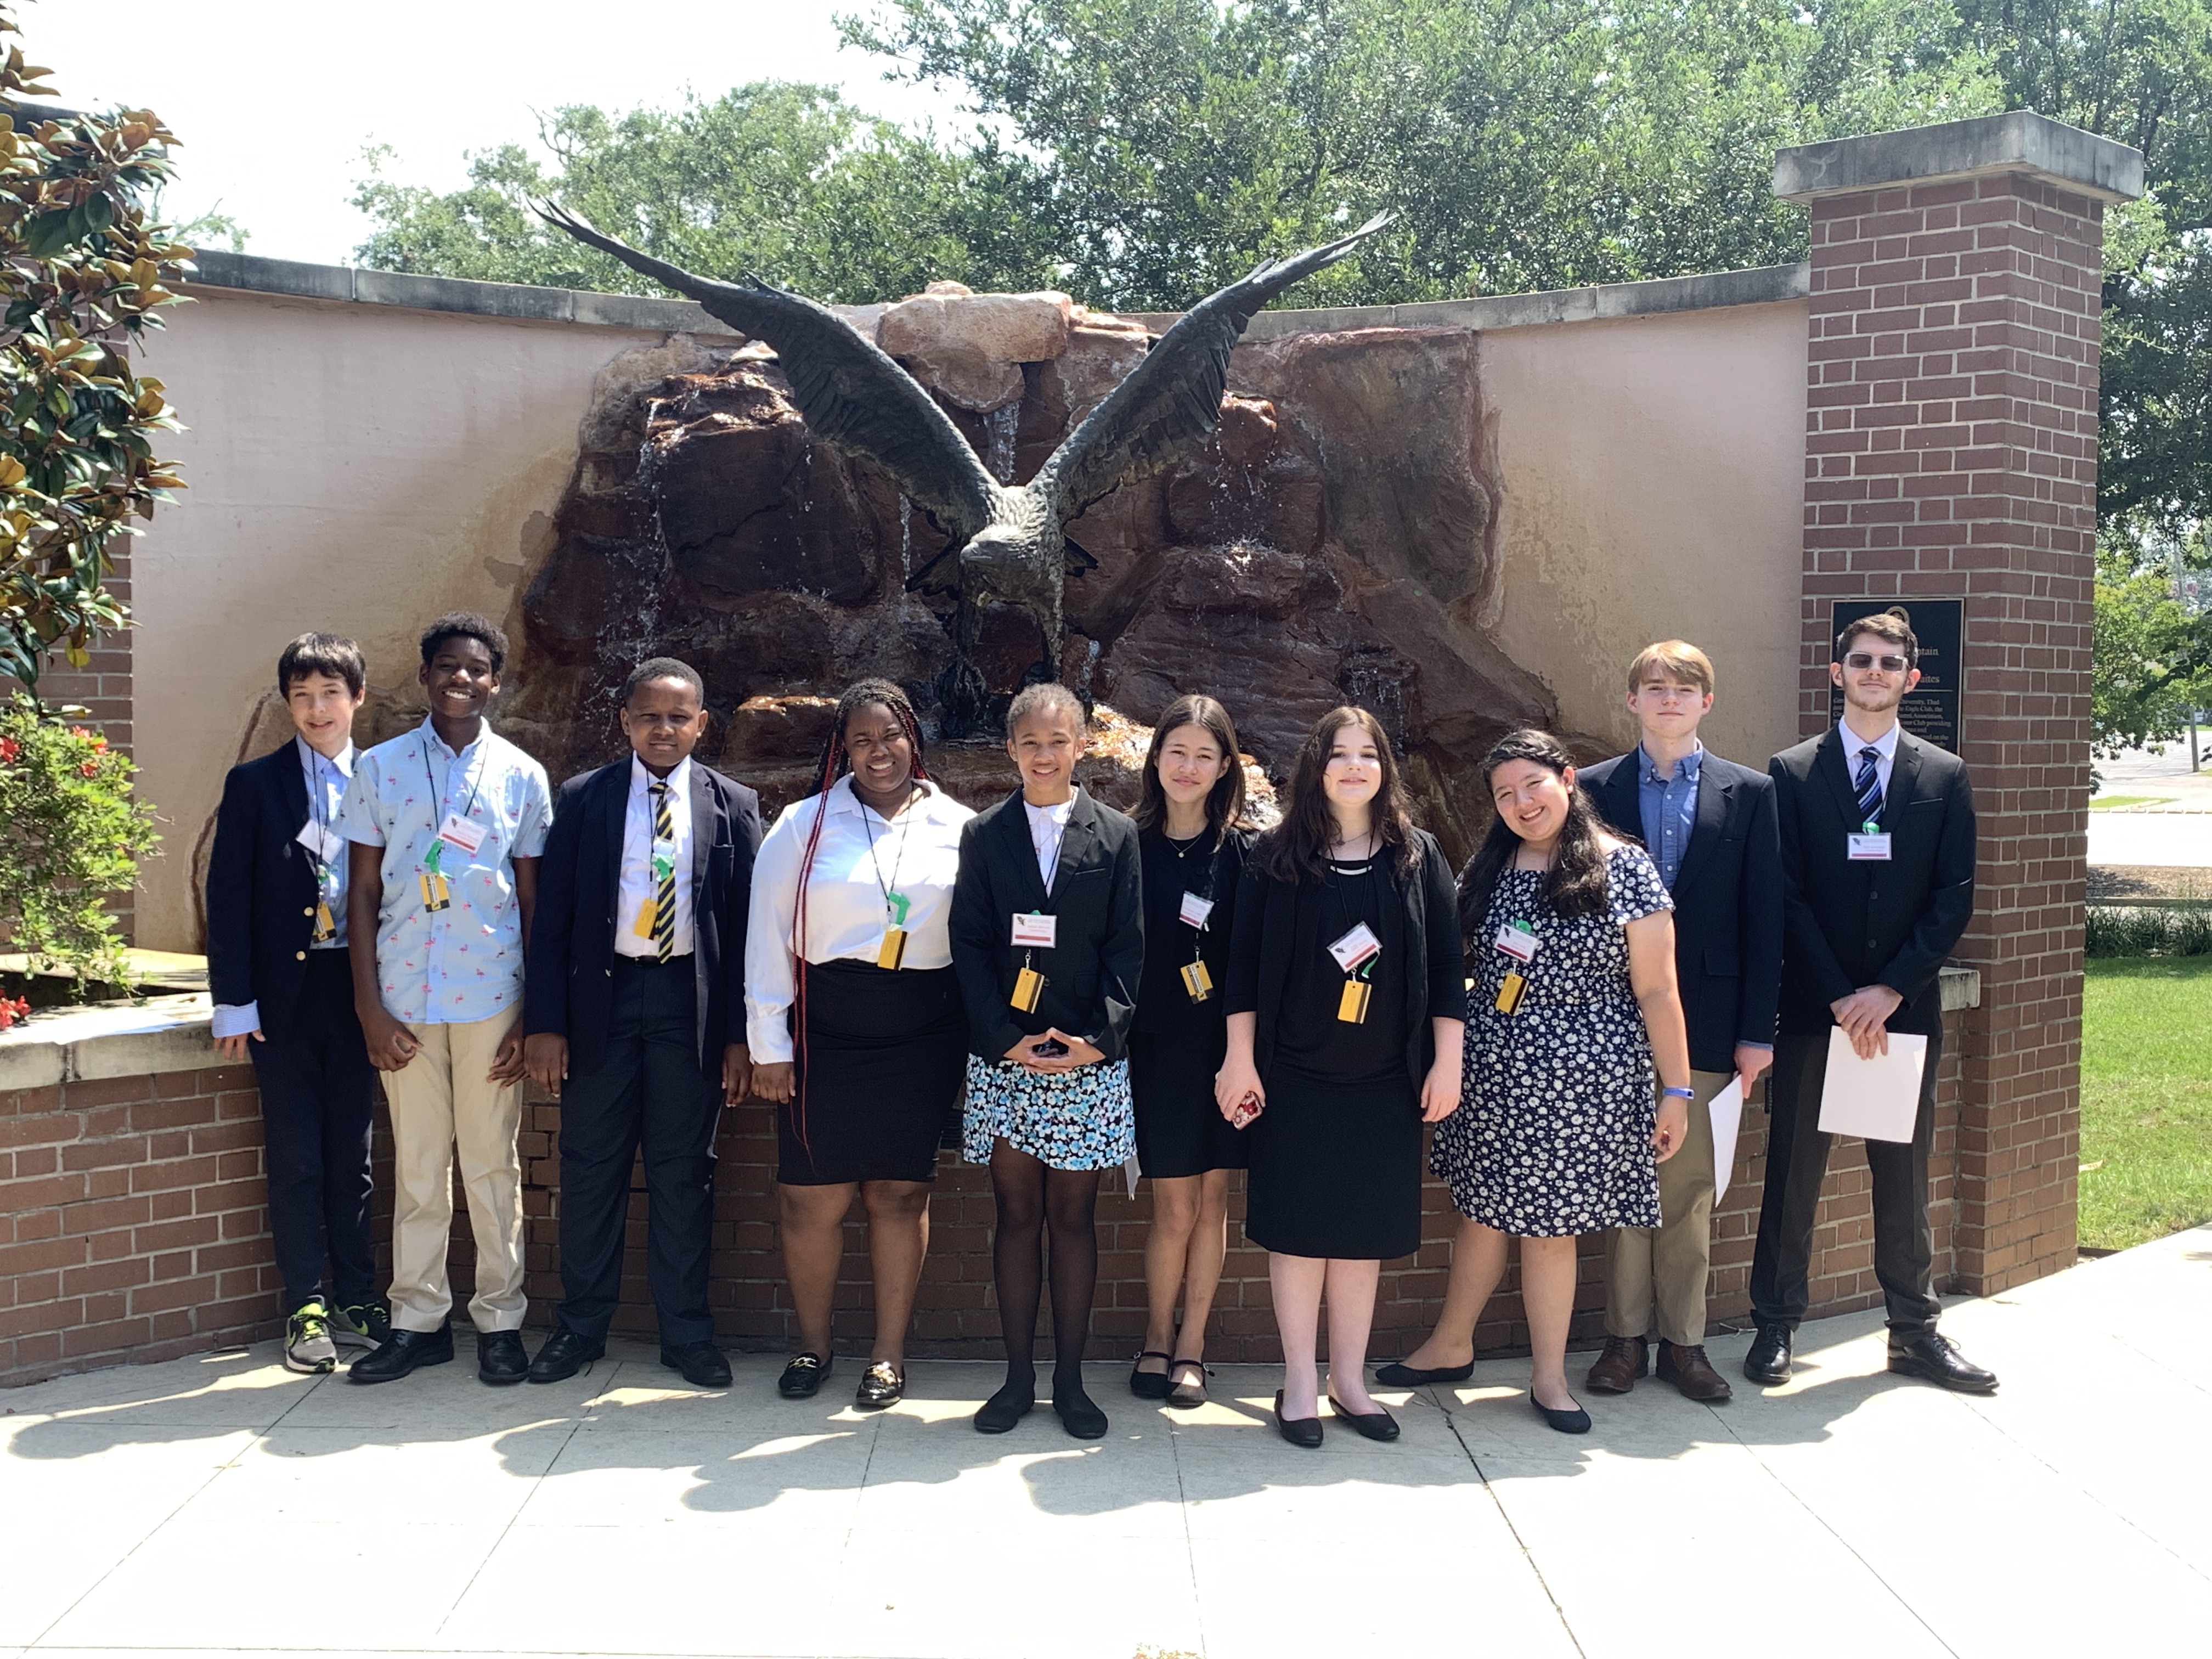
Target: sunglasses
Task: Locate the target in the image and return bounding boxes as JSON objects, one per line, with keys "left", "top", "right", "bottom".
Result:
{"left": 1842, "top": 652, "right": 1910, "bottom": 673}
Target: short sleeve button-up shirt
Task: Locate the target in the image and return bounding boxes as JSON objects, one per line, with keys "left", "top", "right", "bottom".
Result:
{"left": 335, "top": 718, "right": 554, "bottom": 1025}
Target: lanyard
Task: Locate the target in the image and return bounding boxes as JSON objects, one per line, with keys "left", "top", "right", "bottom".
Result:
{"left": 860, "top": 785, "right": 919, "bottom": 927}
{"left": 421, "top": 731, "right": 485, "bottom": 830}
{"left": 1330, "top": 854, "right": 1379, "bottom": 981}
{"left": 1031, "top": 803, "right": 1070, "bottom": 896}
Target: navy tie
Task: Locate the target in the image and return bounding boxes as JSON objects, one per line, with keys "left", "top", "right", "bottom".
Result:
{"left": 1853, "top": 746, "right": 1883, "bottom": 825}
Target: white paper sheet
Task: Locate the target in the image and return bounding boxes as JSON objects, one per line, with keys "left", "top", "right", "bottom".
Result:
{"left": 1817, "top": 1027, "right": 1927, "bottom": 1143}
{"left": 1708, "top": 1079, "right": 1745, "bottom": 1203}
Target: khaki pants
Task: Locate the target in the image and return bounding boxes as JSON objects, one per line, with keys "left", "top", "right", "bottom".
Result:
{"left": 1604, "top": 1068, "right": 1730, "bottom": 1346}
{"left": 382, "top": 1012, "right": 527, "bottom": 1333}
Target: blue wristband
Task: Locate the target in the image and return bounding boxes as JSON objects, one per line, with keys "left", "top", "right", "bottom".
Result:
{"left": 1661, "top": 1086, "right": 1696, "bottom": 1100}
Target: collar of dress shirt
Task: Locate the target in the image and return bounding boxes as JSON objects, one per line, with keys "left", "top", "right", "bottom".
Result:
{"left": 417, "top": 714, "right": 488, "bottom": 762}
{"left": 1638, "top": 740, "right": 1703, "bottom": 785}
{"left": 630, "top": 753, "right": 692, "bottom": 798}
{"left": 1836, "top": 716, "right": 1901, "bottom": 761}
{"left": 295, "top": 734, "right": 356, "bottom": 778}
{"left": 827, "top": 774, "right": 952, "bottom": 822}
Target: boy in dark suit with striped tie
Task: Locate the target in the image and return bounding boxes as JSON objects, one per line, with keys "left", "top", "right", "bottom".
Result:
{"left": 522, "top": 659, "right": 764, "bottom": 1387}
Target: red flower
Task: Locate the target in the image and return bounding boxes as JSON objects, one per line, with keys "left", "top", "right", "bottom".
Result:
{"left": 0, "top": 736, "right": 17, "bottom": 764}
{"left": 80, "top": 759, "right": 100, "bottom": 777}
{"left": 91, "top": 736, "right": 109, "bottom": 751}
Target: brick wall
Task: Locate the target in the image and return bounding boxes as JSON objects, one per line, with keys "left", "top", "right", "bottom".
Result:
{"left": 1797, "top": 166, "right": 2101, "bottom": 1294}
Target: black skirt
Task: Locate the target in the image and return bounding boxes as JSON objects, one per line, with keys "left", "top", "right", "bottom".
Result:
{"left": 1243, "top": 1068, "right": 1422, "bottom": 1259}
{"left": 1130, "top": 1031, "right": 1246, "bottom": 1179}
{"left": 780, "top": 959, "right": 966, "bottom": 1186}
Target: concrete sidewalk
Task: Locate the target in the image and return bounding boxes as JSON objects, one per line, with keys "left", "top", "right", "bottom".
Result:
{"left": 4, "top": 1227, "right": 2208, "bottom": 1659}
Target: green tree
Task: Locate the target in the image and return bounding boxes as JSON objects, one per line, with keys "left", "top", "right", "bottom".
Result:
{"left": 2092, "top": 537, "right": 2210, "bottom": 754}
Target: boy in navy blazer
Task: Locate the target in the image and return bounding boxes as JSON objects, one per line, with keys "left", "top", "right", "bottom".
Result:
{"left": 207, "top": 633, "right": 386, "bottom": 1374}
{"left": 1578, "top": 642, "right": 1782, "bottom": 1403}
{"left": 522, "top": 658, "right": 763, "bottom": 1389}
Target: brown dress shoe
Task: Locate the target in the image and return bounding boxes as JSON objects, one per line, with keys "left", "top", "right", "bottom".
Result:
{"left": 1585, "top": 1334, "right": 1649, "bottom": 1394}
{"left": 1657, "top": 1340, "right": 1733, "bottom": 1402}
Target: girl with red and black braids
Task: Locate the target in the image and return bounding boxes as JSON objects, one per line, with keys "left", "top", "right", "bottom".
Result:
{"left": 744, "top": 679, "right": 974, "bottom": 1409}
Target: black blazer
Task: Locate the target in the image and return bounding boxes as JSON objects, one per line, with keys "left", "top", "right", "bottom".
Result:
{"left": 949, "top": 789, "right": 1144, "bottom": 1064}
{"left": 1768, "top": 727, "right": 1976, "bottom": 1039}
{"left": 1582, "top": 748, "right": 1784, "bottom": 1073}
{"left": 1226, "top": 829, "right": 1468, "bottom": 1086}
{"left": 206, "top": 741, "right": 338, "bottom": 1043}
{"left": 523, "top": 759, "right": 764, "bottom": 1075}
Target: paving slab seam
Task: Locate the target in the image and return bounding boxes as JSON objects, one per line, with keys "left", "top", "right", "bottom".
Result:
{"left": 1163, "top": 1405, "right": 1214, "bottom": 1659}
{"left": 1428, "top": 1389, "right": 1590, "bottom": 1659}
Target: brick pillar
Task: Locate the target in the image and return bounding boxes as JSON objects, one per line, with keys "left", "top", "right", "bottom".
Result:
{"left": 1776, "top": 112, "right": 2144, "bottom": 1294}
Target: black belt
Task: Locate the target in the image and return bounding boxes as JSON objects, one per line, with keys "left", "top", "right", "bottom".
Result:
{"left": 614, "top": 952, "right": 696, "bottom": 969}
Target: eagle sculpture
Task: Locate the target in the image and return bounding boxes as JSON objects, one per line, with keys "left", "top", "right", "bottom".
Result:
{"left": 537, "top": 201, "right": 1390, "bottom": 729}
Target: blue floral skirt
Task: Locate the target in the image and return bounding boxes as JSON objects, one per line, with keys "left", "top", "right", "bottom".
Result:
{"left": 962, "top": 1057, "right": 1136, "bottom": 1171}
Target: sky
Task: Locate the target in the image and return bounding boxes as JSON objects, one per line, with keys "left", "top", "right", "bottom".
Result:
{"left": 28, "top": 0, "right": 961, "bottom": 264}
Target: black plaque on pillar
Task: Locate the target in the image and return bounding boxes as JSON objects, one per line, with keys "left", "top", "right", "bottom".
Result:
{"left": 1827, "top": 598, "right": 1963, "bottom": 753}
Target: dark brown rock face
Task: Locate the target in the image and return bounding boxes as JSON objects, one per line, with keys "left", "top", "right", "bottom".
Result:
{"left": 503, "top": 307, "right": 1569, "bottom": 862}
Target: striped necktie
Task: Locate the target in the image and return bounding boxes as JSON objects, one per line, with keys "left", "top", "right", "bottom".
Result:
{"left": 1853, "top": 746, "right": 1884, "bottom": 825}
{"left": 649, "top": 780, "right": 676, "bottom": 962}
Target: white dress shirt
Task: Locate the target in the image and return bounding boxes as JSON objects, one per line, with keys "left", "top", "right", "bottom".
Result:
{"left": 615, "top": 755, "right": 695, "bottom": 959}
{"left": 210, "top": 737, "right": 356, "bottom": 1041}
{"left": 1837, "top": 716, "right": 1902, "bottom": 810}
{"left": 744, "top": 776, "right": 974, "bottom": 1063}
{"left": 1023, "top": 793, "right": 1076, "bottom": 892}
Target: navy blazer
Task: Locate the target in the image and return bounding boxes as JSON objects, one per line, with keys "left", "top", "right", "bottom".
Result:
{"left": 206, "top": 742, "right": 341, "bottom": 1043}
{"left": 1768, "top": 727, "right": 1976, "bottom": 1039}
{"left": 1582, "top": 748, "right": 1784, "bottom": 1074}
{"left": 523, "top": 759, "right": 764, "bottom": 1075}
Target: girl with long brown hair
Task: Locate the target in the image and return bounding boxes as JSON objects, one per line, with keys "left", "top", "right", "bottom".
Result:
{"left": 1126, "top": 695, "right": 1253, "bottom": 1409}
{"left": 1215, "top": 707, "right": 1466, "bottom": 1447}
{"left": 744, "top": 679, "right": 974, "bottom": 1409}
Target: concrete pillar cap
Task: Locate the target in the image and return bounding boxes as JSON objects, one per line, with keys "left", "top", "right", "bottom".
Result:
{"left": 1775, "top": 110, "right": 2144, "bottom": 204}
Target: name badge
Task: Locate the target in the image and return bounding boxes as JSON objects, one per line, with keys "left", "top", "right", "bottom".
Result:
{"left": 1327, "top": 922, "right": 1383, "bottom": 973}
{"left": 1848, "top": 833, "right": 1893, "bottom": 861}
{"left": 1178, "top": 891, "right": 1215, "bottom": 930}
{"left": 1011, "top": 965, "right": 1046, "bottom": 1012}
{"left": 1180, "top": 959, "right": 1214, "bottom": 1002}
{"left": 296, "top": 821, "right": 343, "bottom": 864}
{"left": 1011, "top": 912, "right": 1058, "bottom": 949}
{"left": 1494, "top": 922, "right": 1540, "bottom": 963}
{"left": 438, "top": 813, "right": 487, "bottom": 858}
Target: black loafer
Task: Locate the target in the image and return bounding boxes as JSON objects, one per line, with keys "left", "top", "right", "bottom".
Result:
{"left": 662, "top": 1341, "right": 732, "bottom": 1390}
{"left": 1373, "top": 1358, "right": 1475, "bottom": 1387}
{"left": 1052, "top": 1389, "right": 1109, "bottom": 1440}
{"left": 1274, "top": 1390, "right": 1324, "bottom": 1448}
{"left": 527, "top": 1328, "right": 604, "bottom": 1384}
{"left": 855, "top": 1361, "right": 905, "bottom": 1409}
{"left": 1327, "top": 1392, "right": 1401, "bottom": 1442}
{"left": 1743, "top": 1321, "right": 1795, "bottom": 1386}
{"left": 1530, "top": 1392, "right": 1591, "bottom": 1434}
{"left": 777, "top": 1352, "right": 831, "bottom": 1398}
{"left": 974, "top": 1381, "right": 1035, "bottom": 1434}
{"left": 477, "top": 1330, "right": 528, "bottom": 1386}
{"left": 1887, "top": 1330, "right": 1997, "bottom": 1394}
{"left": 1128, "top": 1351, "right": 1173, "bottom": 1400}
{"left": 348, "top": 1324, "right": 454, "bottom": 1384}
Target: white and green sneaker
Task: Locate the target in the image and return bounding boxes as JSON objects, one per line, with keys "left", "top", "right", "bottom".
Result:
{"left": 284, "top": 1301, "right": 338, "bottom": 1374}
{"left": 330, "top": 1299, "right": 391, "bottom": 1351}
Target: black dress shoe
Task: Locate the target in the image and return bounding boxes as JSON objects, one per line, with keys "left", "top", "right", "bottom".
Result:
{"left": 1327, "top": 1392, "right": 1401, "bottom": 1442}
{"left": 662, "top": 1341, "right": 732, "bottom": 1389}
{"left": 1128, "top": 1350, "right": 1173, "bottom": 1400}
{"left": 477, "top": 1330, "right": 528, "bottom": 1386}
{"left": 1052, "top": 1388, "right": 1109, "bottom": 1440}
{"left": 974, "top": 1380, "right": 1035, "bottom": 1434}
{"left": 1887, "top": 1330, "right": 1997, "bottom": 1394}
{"left": 1373, "top": 1358, "right": 1475, "bottom": 1387}
{"left": 527, "top": 1328, "right": 604, "bottom": 1384}
{"left": 1273, "top": 1390, "right": 1324, "bottom": 1448}
{"left": 1743, "top": 1321, "right": 1794, "bottom": 1386}
{"left": 777, "top": 1352, "right": 831, "bottom": 1398}
{"left": 855, "top": 1361, "right": 905, "bottom": 1409}
{"left": 1530, "top": 1392, "right": 1592, "bottom": 1434}
{"left": 348, "top": 1324, "right": 453, "bottom": 1384}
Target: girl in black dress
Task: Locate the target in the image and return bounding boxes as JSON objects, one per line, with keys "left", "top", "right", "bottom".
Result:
{"left": 1127, "top": 696, "right": 1254, "bottom": 1410}
{"left": 744, "top": 680, "right": 975, "bottom": 1409}
{"left": 1216, "top": 707, "right": 1466, "bottom": 1447}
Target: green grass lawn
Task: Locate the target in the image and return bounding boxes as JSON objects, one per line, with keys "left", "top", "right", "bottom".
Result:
{"left": 2088, "top": 794, "right": 2176, "bottom": 810}
{"left": 2080, "top": 957, "right": 2212, "bottom": 1251}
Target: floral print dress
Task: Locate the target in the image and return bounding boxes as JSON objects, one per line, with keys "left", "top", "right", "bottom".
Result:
{"left": 1430, "top": 845, "right": 1672, "bottom": 1237}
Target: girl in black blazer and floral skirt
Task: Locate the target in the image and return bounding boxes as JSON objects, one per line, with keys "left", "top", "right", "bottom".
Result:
{"left": 949, "top": 683, "right": 1144, "bottom": 1442}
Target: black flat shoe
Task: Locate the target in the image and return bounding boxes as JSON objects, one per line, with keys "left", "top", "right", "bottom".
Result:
{"left": 1530, "top": 1392, "right": 1591, "bottom": 1434}
{"left": 1128, "top": 1351, "right": 1173, "bottom": 1400}
{"left": 1166, "top": 1359, "right": 1211, "bottom": 1409}
{"left": 527, "top": 1328, "right": 604, "bottom": 1384}
{"left": 855, "top": 1361, "right": 905, "bottom": 1409}
{"left": 1053, "top": 1389, "right": 1109, "bottom": 1440}
{"left": 777, "top": 1352, "right": 831, "bottom": 1398}
{"left": 1273, "top": 1390, "right": 1324, "bottom": 1449}
{"left": 974, "top": 1381, "right": 1035, "bottom": 1434}
{"left": 662, "top": 1341, "right": 732, "bottom": 1389}
{"left": 1327, "top": 1391, "right": 1401, "bottom": 1442}
{"left": 347, "top": 1324, "right": 453, "bottom": 1384}
{"left": 1887, "top": 1330, "right": 1997, "bottom": 1394}
{"left": 1374, "top": 1358, "right": 1475, "bottom": 1387}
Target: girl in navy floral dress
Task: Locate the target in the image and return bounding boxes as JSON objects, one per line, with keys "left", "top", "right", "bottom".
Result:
{"left": 1382, "top": 730, "right": 1694, "bottom": 1435}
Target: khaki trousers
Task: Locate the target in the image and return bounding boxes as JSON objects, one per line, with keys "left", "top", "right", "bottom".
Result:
{"left": 1604, "top": 1067, "right": 1730, "bottom": 1346}
{"left": 382, "top": 1012, "right": 527, "bottom": 1333}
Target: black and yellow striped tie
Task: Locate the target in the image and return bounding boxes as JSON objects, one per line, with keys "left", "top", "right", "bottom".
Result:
{"left": 649, "top": 780, "right": 676, "bottom": 962}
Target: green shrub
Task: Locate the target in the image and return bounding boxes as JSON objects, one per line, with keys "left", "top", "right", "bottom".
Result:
{"left": 2086, "top": 905, "right": 2212, "bottom": 958}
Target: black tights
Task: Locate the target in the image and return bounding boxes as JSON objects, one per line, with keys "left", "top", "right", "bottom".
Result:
{"left": 988, "top": 1141, "right": 1102, "bottom": 1400}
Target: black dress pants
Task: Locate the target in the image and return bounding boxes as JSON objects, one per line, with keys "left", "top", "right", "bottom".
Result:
{"left": 554, "top": 957, "right": 723, "bottom": 1346}
{"left": 1750, "top": 1028, "right": 1944, "bottom": 1334}
{"left": 249, "top": 950, "right": 377, "bottom": 1316}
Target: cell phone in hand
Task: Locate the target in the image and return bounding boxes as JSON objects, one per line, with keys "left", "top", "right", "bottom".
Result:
{"left": 1031, "top": 1037, "right": 1069, "bottom": 1058}
{"left": 1229, "top": 1092, "right": 1261, "bottom": 1128}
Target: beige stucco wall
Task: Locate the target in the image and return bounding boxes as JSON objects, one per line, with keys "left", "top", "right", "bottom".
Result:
{"left": 1479, "top": 300, "right": 1808, "bottom": 772}
{"left": 130, "top": 287, "right": 701, "bottom": 951}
